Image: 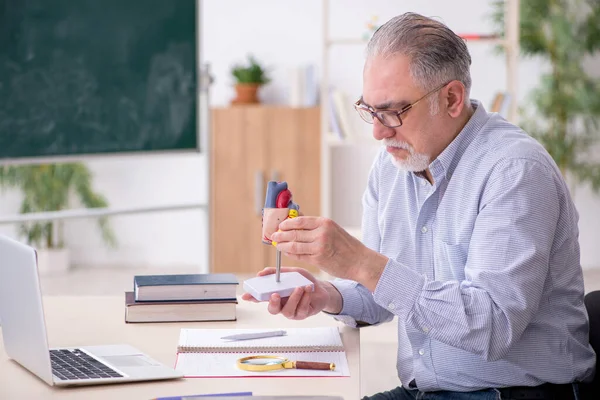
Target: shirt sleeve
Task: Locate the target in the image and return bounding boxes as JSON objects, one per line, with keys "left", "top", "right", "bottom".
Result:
{"left": 329, "top": 149, "right": 394, "bottom": 328}
{"left": 373, "top": 158, "right": 562, "bottom": 361}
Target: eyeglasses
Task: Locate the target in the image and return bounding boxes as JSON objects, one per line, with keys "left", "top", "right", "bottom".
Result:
{"left": 354, "top": 82, "right": 450, "bottom": 128}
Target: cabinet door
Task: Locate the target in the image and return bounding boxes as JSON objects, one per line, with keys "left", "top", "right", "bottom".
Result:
{"left": 265, "top": 107, "right": 321, "bottom": 273}
{"left": 210, "top": 106, "right": 269, "bottom": 274}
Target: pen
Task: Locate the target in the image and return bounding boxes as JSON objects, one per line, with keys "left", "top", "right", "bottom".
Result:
{"left": 221, "top": 330, "right": 287, "bottom": 341}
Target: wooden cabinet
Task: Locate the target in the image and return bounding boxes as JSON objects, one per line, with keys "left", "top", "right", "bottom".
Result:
{"left": 210, "top": 106, "right": 320, "bottom": 275}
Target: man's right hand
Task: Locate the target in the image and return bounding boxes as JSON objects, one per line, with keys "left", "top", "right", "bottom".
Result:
{"left": 241, "top": 267, "right": 343, "bottom": 320}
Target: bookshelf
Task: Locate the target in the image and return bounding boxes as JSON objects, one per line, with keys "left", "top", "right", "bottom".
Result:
{"left": 319, "top": 0, "right": 520, "bottom": 235}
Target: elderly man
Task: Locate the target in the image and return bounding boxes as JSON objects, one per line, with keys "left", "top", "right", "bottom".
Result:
{"left": 243, "top": 12, "right": 595, "bottom": 400}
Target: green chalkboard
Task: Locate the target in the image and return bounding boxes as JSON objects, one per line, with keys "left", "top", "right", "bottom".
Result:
{"left": 0, "top": 0, "right": 198, "bottom": 160}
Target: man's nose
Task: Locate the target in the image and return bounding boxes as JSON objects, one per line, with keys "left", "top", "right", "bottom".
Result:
{"left": 372, "top": 118, "right": 396, "bottom": 141}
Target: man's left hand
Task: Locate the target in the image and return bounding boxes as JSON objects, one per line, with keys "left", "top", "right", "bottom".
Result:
{"left": 270, "top": 216, "right": 388, "bottom": 290}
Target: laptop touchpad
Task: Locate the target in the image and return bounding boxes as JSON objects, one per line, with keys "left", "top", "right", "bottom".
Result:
{"left": 103, "top": 355, "right": 160, "bottom": 367}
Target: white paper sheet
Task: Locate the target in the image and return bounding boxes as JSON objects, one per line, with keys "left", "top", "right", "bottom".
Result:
{"left": 178, "top": 327, "right": 344, "bottom": 352}
{"left": 175, "top": 351, "right": 350, "bottom": 377}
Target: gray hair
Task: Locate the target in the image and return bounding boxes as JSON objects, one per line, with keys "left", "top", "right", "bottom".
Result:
{"left": 366, "top": 12, "right": 472, "bottom": 100}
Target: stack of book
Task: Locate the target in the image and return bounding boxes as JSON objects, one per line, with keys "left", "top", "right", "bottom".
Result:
{"left": 124, "top": 273, "right": 238, "bottom": 323}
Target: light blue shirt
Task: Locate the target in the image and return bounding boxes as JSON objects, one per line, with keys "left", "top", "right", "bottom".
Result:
{"left": 331, "top": 100, "right": 596, "bottom": 392}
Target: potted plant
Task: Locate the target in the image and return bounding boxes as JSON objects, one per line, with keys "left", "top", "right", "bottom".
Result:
{"left": 230, "top": 54, "right": 271, "bottom": 104}
{"left": 493, "top": 0, "right": 600, "bottom": 192}
{"left": 0, "top": 162, "right": 116, "bottom": 274}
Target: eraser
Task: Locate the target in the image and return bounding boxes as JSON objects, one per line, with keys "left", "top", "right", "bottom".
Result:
{"left": 243, "top": 271, "right": 314, "bottom": 302}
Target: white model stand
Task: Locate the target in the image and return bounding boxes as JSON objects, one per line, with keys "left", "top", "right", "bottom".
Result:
{"left": 244, "top": 272, "right": 315, "bottom": 301}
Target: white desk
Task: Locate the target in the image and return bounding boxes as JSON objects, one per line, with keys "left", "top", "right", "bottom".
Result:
{"left": 0, "top": 296, "right": 360, "bottom": 399}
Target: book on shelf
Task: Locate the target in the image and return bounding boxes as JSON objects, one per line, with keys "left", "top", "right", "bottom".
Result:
{"left": 124, "top": 292, "right": 237, "bottom": 323}
{"left": 288, "top": 64, "right": 319, "bottom": 107}
{"left": 329, "top": 87, "right": 356, "bottom": 139}
{"left": 133, "top": 273, "right": 238, "bottom": 302}
{"left": 175, "top": 327, "right": 350, "bottom": 378}
{"left": 328, "top": 87, "right": 344, "bottom": 140}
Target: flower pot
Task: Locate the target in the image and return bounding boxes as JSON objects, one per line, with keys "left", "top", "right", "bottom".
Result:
{"left": 36, "top": 248, "right": 71, "bottom": 276}
{"left": 232, "top": 83, "right": 261, "bottom": 104}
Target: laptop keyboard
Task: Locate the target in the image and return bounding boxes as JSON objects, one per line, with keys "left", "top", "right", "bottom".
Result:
{"left": 50, "top": 349, "right": 123, "bottom": 380}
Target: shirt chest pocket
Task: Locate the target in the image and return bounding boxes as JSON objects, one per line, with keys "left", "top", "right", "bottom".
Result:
{"left": 433, "top": 239, "right": 468, "bottom": 281}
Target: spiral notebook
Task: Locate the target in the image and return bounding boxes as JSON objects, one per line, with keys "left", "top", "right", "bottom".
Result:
{"left": 174, "top": 327, "right": 350, "bottom": 377}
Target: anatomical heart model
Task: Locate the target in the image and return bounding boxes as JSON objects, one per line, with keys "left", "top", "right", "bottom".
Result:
{"left": 262, "top": 181, "right": 299, "bottom": 245}
{"left": 244, "top": 180, "right": 312, "bottom": 300}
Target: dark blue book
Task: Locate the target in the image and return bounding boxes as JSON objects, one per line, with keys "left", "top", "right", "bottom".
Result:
{"left": 152, "top": 392, "right": 252, "bottom": 400}
{"left": 134, "top": 273, "right": 238, "bottom": 302}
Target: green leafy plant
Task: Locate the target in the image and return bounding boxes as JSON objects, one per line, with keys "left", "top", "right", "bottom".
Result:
{"left": 493, "top": 0, "right": 600, "bottom": 191}
{"left": 0, "top": 163, "right": 116, "bottom": 249}
{"left": 231, "top": 55, "right": 271, "bottom": 85}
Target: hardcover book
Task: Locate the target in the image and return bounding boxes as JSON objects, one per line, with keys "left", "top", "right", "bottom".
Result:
{"left": 134, "top": 273, "right": 238, "bottom": 302}
{"left": 124, "top": 292, "right": 237, "bottom": 323}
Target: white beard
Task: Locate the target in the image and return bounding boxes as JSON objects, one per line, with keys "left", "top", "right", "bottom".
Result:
{"left": 383, "top": 138, "right": 430, "bottom": 172}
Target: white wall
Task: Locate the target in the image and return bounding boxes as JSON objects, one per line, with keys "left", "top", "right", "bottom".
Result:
{"left": 1, "top": 0, "right": 599, "bottom": 269}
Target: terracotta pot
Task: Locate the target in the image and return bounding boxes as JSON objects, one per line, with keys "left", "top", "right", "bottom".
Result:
{"left": 232, "top": 83, "right": 261, "bottom": 104}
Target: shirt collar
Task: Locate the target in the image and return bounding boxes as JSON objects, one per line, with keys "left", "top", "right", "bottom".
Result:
{"left": 428, "top": 99, "right": 490, "bottom": 183}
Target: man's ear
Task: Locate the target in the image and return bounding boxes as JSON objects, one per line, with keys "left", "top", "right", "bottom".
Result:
{"left": 445, "top": 81, "right": 466, "bottom": 118}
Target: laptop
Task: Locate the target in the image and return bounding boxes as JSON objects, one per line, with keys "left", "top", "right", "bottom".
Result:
{"left": 0, "top": 235, "right": 184, "bottom": 386}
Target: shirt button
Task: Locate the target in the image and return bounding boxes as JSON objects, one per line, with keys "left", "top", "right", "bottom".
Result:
{"left": 421, "top": 226, "right": 428, "bottom": 233}
{"left": 421, "top": 180, "right": 427, "bottom": 186}
{"left": 418, "top": 349, "right": 425, "bottom": 356}
{"left": 422, "top": 327, "right": 430, "bottom": 333}
{"left": 388, "top": 303, "right": 396, "bottom": 310}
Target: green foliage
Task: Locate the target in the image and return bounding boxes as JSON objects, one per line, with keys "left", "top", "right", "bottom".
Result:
{"left": 0, "top": 163, "right": 116, "bottom": 249}
{"left": 493, "top": 0, "right": 600, "bottom": 192}
{"left": 231, "top": 55, "right": 271, "bottom": 85}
